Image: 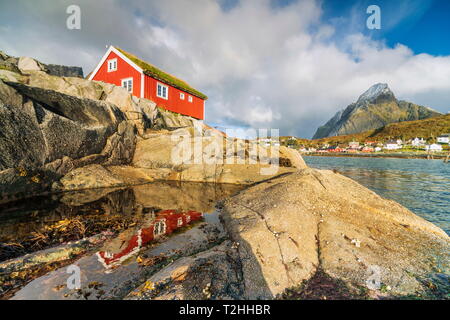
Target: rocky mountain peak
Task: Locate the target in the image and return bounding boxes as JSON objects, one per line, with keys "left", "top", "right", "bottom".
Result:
{"left": 356, "top": 83, "right": 395, "bottom": 104}
{"left": 312, "top": 83, "right": 441, "bottom": 139}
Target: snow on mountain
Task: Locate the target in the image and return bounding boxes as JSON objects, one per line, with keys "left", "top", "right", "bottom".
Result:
{"left": 356, "top": 83, "right": 394, "bottom": 104}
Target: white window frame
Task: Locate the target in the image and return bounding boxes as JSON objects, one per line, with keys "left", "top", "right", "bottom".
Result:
{"left": 121, "top": 77, "right": 133, "bottom": 93}
{"left": 157, "top": 83, "right": 169, "bottom": 100}
{"left": 154, "top": 220, "right": 167, "bottom": 237}
{"left": 188, "top": 95, "right": 193, "bottom": 103}
{"left": 107, "top": 58, "right": 117, "bottom": 72}
{"left": 180, "top": 92, "right": 185, "bottom": 100}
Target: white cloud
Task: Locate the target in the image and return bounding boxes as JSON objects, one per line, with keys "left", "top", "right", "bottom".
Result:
{"left": 0, "top": 0, "right": 449, "bottom": 138}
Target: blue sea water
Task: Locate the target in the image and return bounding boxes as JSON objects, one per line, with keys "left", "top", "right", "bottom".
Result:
{"left": 304, "top": 156, "right": 450, "bottom": 235}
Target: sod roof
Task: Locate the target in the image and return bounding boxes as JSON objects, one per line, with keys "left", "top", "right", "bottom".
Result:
{"left": 115, "top": 47, "right": 207, "bottom": 100}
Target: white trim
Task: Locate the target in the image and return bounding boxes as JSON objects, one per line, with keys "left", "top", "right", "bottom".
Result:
{"left": 180, "top": 92, "right": 185, "bottom": 100}
{"left": 188, "top": 95, "right": 193, "bottom": 103}
{"left": 154, "top": 219, "right": 167, "bottom": 237}
{"left": 121, "top": 77, "right": 133, "bottom": 93}
{"left": 140, "top": 74, "right": 144, "bottom": 98}
{"left": 89, "top": 45, "right": 143, "bottom": 81}
{"left": 156, "top": 82, "right": 169, "bottom": 100}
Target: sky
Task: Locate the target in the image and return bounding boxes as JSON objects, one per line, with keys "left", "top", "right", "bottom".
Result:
{"left": 1, "top": 0, "right": 450, "bottom": 138}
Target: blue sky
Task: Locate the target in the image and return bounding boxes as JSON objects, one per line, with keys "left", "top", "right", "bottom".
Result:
{"left": 321, "top": 0, "right": 450, "bottom": 56}
{"left": 1, "top": 0, "right": 449, "bottom": 138}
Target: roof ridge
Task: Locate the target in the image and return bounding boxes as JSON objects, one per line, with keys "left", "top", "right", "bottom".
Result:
{"left": 114, "top": 46, "right": 207, "bottom": 100}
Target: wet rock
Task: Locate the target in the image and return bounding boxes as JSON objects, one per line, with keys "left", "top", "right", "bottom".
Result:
{"left": 10, "top": 219, "right": 226, "bottom": 300}
{"left": 0, "top": 188, "right": 139, "bottom": 263}
{"left": 0, "top": 233, "right": 111, "bottom": 298}
{"left": 126, "top": 241, "right": 245, "bottom": 300}
{"left": 221, "top": 168, "right": 450, "bottom": 299}
{"left": 0, "top": 233, "right": 108, "bottom": 274}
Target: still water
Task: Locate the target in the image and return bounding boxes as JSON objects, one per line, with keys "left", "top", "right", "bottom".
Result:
{"left": 304, "top": 156, "right": 450, "bottom": 235}
{"left": 0, "top": 181, "right": 243, "bottom": 299}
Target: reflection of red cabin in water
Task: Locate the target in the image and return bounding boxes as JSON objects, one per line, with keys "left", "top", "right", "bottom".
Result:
{"left": 96, "top": 210, "right": 203, "bottom": 269}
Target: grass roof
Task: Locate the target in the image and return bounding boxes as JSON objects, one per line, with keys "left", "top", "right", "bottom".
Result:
{"left": 115, "top": 47, "right": 207, "bottom": 100}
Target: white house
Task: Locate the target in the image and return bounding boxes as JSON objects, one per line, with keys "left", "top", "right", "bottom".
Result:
{"left": 348, "top": 141, "right": 360, "bottom": 150}
{"left": 384, "top": 140, "right": 401, "bottom": 150}
{"left": 411, "top": 137, "right": 426, "bottom": 147}
{"left": 425, "top": 144, "right": 443, "bottom": 152}
{"left": 437, "top": 134, "right": 449, "bottom": 144}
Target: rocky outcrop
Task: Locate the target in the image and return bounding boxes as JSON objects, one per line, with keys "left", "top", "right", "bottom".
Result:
{"left": 120, "top": 168, "right": 449, "bottom": 300}
{"left": 219, "top": 168, "right": 449, "bottom": 299}
{"left": 1, "top": 51, "right": 83, "bottom": 78}
{"left": 0, "top": 70, "right": 156, "bottom": 134}
{"left": 1, "top": 50, "right": 244, "bottom": 198}
{"left": 0, "top": 79, "right": 137, "bottom": 201}
{"left": 0, "top": 49, "right": 210, "bottom": 132}
{"left": 4, "top": 167, "right": 448, "bottom": 300}
{"left": 110, "top": 127, "right": 306, "bottom": 185}
{"left": 313, "top": 83, "right": 442, "bottom": 139}
{"left": 58, "top": 126, "right": 306, "bottom": 188}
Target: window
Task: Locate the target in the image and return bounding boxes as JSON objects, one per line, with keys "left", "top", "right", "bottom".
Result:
{"left": 121, "top": 78, "right": 133, "bottom": 93}
{"left": 157, "top": 83, "right": 169, "bottom": 99}
{"left": 180, "top": 93, "right": 185, "bottom": 100}
{"left": 188, "top": 95, "right": 193, "bottom": 103}
{"left": 107, "top": 58, "right": 117, "bottom": 72}
{"left": 154, "top": 220, "right": 166, "bottom": 237}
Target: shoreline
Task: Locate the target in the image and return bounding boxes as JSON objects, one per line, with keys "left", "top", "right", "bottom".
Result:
{"left": 302, "top": 152, "right": 449, "bottom": 160}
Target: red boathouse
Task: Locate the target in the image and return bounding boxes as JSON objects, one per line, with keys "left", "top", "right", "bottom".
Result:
{"left": 89, "top": 46, "right": 207, "bottom": 120}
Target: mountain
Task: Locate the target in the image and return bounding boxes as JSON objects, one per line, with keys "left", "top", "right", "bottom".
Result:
{"left": 312, "top": 83, "right": 442, "bottom": 139}
{"left": 311, "top": 113, "right": 450, "bottom": 146}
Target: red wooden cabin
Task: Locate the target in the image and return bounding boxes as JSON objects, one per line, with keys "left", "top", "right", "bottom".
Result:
{"left": 89, "top": 46, "right": 207, "bottom": 120}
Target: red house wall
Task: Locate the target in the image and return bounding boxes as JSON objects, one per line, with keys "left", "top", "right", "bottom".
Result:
{"left": 92, "top": 51, "right": 142, "bottom": 98}
{"left": 144, "top": 75, "right": 205, "bottom": 120}
{"left": 93, "top": 51, "right": 205, "bottom": 120}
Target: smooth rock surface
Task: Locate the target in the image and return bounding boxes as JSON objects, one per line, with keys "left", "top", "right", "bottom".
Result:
{"left": 221, "top": 168, "right": 450, "bottom": 298}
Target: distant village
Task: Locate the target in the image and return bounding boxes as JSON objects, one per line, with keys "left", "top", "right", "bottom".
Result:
{"left": 273, "top": 133, "right": 450, "bottom": 155}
